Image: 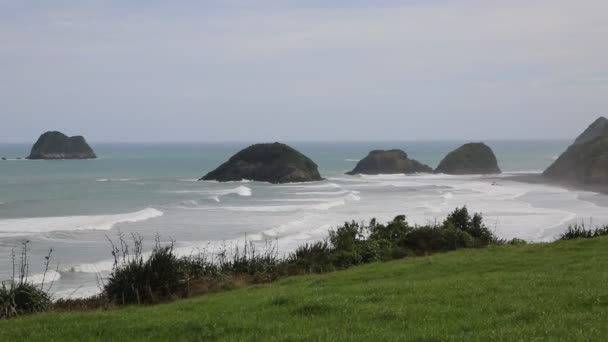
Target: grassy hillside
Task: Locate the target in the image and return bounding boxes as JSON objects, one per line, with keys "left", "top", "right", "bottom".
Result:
{"left": 2, "top": 237, "right": 608, "bottom": 341}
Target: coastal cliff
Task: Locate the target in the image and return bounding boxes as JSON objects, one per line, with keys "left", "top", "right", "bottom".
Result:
{"left": 544, "top": 117, "right": 608, "bottom": 184}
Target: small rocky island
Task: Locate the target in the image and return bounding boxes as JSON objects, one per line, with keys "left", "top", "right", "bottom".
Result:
{"left": 200, "top": 142, "right": 323, "bottom": 184}
{"left": 346, "top": 149, "right": 433, "bottom": 175}
{"left": 435, "top": 143, "right": 501, "bottom": 175}
{"left": 544, "top": 116, "right": 608, "bottom": 184}
{"left": 26, "top": 131, "right": 97, "bottom": 160}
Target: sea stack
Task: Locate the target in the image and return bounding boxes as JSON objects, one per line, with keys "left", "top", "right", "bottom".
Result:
{"left": 544, "top": 116, "right": 608, "bottom": 184}
{"left": 26, "top": 131, "right": 97, "bottom": 160}
{"left": 435, "top": 143, "right": 501, "bottom": 175}
{"left": 346, "top": 149, "right": 433, "bottom": 175}
{"left": 200, "top": 142, "right": 323, "bottom": 184}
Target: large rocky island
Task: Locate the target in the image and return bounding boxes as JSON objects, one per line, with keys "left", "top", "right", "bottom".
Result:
{"left": 346, "top": 149, "right": 433, "bottom": 175}
{"left": 200, "top": 142, "right": 323, "bottom": 184}
{"left": 544, "top": 117, "right": 608, "bottom": 184}
{"left": 26, "top": 131, "right": 97, "bottom": 160}
{"left": 435, "top": 143, "right": 501, "bottom": 175}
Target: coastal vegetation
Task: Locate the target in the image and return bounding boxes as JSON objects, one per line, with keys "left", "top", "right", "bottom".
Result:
{"left": 2, "top": 233, "right": 608, "bottom": 340}
{"left": 3, "top": 206, "right": 608, "bottom": 326}
{"left": 3, "top": 207, "right": 502, "bottom": 314}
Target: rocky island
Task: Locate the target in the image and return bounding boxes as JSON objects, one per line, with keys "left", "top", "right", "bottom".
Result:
{"left": 346, "top": 149, "right": 433, "bottom": 175}
{"left": 26, "top": 131, "right": 97, "bottom": 160}
{"left": 200, "top": 142, "right": 323, "bottom": 184}
{"left": 435, "top": 143, "right": 501, "bottom": 175}
{"left": 544, "top": 116, "right": 608, "bottom": 184}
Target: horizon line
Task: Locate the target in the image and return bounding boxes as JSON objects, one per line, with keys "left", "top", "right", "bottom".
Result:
{"left": 0, "top": 138, "right": 574, "bottom": 145}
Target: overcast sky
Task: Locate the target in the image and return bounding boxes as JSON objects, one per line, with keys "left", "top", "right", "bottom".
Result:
{"left": 1, "top": 0, "right": 607, "bottom": 142}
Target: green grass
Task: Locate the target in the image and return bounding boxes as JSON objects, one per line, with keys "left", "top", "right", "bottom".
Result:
{"left": 3, "top": 237, "right": 608, "bottom": 341}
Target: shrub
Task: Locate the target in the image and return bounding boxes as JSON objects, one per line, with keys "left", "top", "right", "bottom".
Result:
{"left": 559, "top": 224, "right": 608, "bottom": 240}
{"left": 287, "top": 241, "right": 333, "bottom": 274}
{"left": 329, "top": 221, "right": 363, "bottom": 251}
{"left": 443, "top": 207, "right": 496, "bottom": 246}
{"left": 220, "top": 240, "right": 280, "bottom": 276}
{"left": 368, "top": 215, "right": 412, "bottom": 243}
{"left": 329, "top": 250, "right": 363, "bottom": 269}
{"left": 506, "top": 238, "right": 528, "bottom": 245}
{"left": 402, "top": 226, "right": 448, "bottom": 254}
{"left": 104, "top": 235, "right": 189, "bottom": 305}
{"left": 441, "top": 226, "right": 475, "bottom": 250}
{"left": 0, "top": 242, "right": 53, "bottom": 319}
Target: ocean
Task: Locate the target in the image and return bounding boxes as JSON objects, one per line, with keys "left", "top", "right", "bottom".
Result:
{"left": 1, "top": 140, "right": 606, "bottom": 299}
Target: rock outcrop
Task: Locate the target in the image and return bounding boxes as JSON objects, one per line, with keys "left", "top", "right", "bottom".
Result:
{"left": 200, "top": 142, "right": 323, "bottom": 184}
{"left": 435, "top": 143, "right": 501, "bottom": 175}
{"left": 346, "top": 149, "right": 433, "bottom": 175}
{"left": 573, "top": 117, "right": 608, "bottom": 146}
{"left": 544, "top": 117, "right": 608, "bottom": 184}
{"left": 27, "top": 131, "right": 97, "bottom": 160}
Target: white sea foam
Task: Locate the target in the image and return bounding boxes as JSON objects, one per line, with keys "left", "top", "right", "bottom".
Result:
{"left": 345, "top": 159, "right": 360, "bottom": 162}
{"left": 66, "top": 259, "right": 115, "bottom": 274}
{"left": 17, "top": 270, "right": 61, "bottom": 285}
{"left": 53, "top": 285, "right": 103, "bottom": 300}
{"left": 192, "top": 192, "right": 361, "bottom": 213}
{"left": 0, "top": 208, "right": 163, "bottom": 236}
{"left": 276, "top": 182, "right": 341, "bottom": 189}
{"left": 96, "top": 178, "right": 138, "bottom": 182}
{"left": 502, "top": 170, "right": 544, "bottom": 175}
{"left": 441, "top": 192, "right": 454, "bottom": 200}
{"left": 292, "top": 190, "right": 351, "bottom": 196}
{"left": 200, "top": 179, "right": 251, "bottom": 184}
{"left": 171, "top": 185, "right": 252, "bottom": 197}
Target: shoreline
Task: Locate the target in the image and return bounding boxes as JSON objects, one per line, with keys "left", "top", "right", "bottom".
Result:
{"left": 502, "top": 173, "right": 608, "bottom": 195}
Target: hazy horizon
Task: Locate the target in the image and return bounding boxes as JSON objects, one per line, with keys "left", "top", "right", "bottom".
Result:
{"left": 0, "top": 137, "right": 575, "bottom": 145}
{"left": 1, "top": 1, "right": 606, "bottom": 143}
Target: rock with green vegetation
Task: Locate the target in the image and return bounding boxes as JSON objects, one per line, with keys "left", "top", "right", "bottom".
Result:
{"left": 200, "top": 142, "right": 323, "bottom": 184}
{"left": 26, "top": 131, "right": 97, "bottom": 160}
{"left": 346, "top": 149, "right": 433, "bottom": 175}
{"left": 573, "top": 116, "right": 608, "bottom": 146}
{"left": 435, "top": 143, "right": 501, "bottom": 175}
{"left": 544, "top": 125, "right": 608, "bottom": 184}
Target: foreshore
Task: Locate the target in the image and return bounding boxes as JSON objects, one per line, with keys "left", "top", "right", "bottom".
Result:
{"left": 501, "top": 173, "right": 608, "bottom": 208}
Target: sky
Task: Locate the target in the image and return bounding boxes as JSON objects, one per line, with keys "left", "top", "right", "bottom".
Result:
{"left": 1, "top": 0, "right": 607, "bottom": 142}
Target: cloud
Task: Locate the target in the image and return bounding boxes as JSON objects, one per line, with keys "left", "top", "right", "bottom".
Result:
{"left": 0, "top": 0, "right": 607, "bottom": 141}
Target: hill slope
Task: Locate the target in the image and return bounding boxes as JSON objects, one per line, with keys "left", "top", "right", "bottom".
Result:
{"left": 2, "top": 237, "right": 608, "bottom": 341}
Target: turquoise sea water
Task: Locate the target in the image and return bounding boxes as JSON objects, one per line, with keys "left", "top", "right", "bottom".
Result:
{"left": 3, "top": 140, "right": 606, "bottom": 298}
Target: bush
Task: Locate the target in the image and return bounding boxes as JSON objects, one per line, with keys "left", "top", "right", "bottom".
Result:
{"left": 329, "top": 221, "right": 362, "bottom": 251}
{"left": 0, "top": 242, "right": 53, "bottom": 319}
{"left": 368, "top": 215, "right": 412, "bottom": 243}
{"left": 287, "top": 241, "right": 333, "bottom": 274}
{"left": 506, "top": 238, "right": 528, "bottom": 245}
{"left": 219, "top": 240, "right": 280, "bottom": 276}
{"left": 443, "top": 207, "right": 496, "bottom": 246}
{"left": 559, "top": 224, "right": 608, "bottom": 240}
{"left": 402, "top": 226, "right": 447, "bottom": 254}
{"left": 104, "top": 235, "right": 189, "bottom": 305}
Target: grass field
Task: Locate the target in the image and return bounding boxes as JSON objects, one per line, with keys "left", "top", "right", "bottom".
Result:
{"left": 2, "top": 237, "right": 608, "bottom": 341}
